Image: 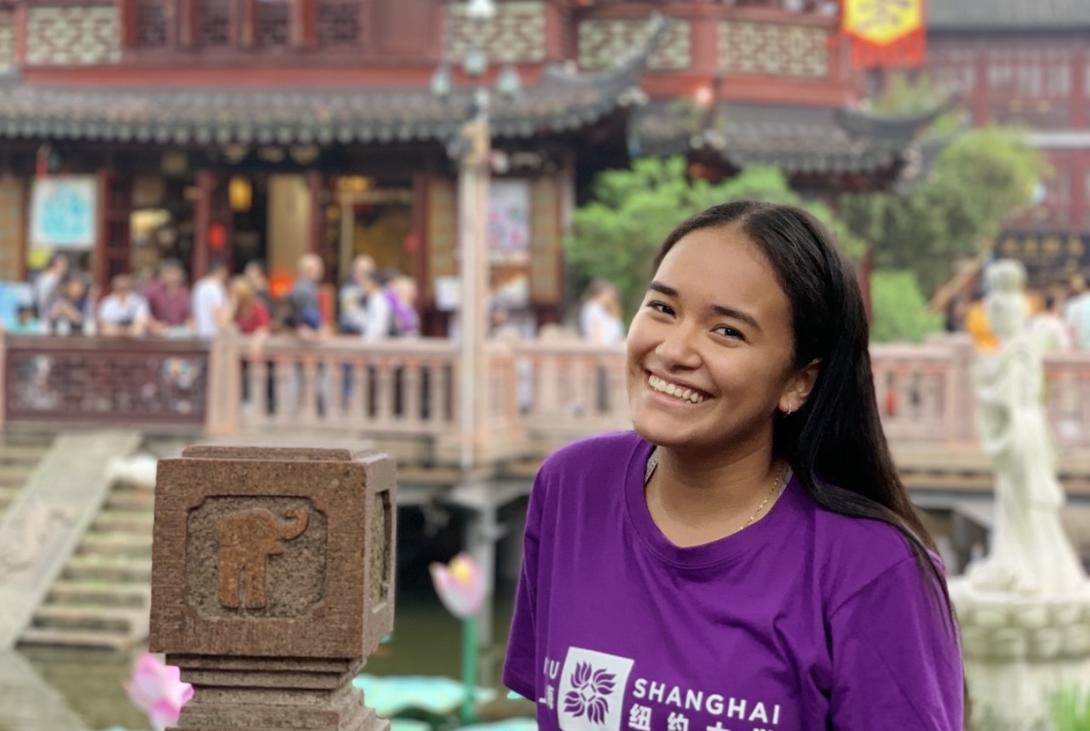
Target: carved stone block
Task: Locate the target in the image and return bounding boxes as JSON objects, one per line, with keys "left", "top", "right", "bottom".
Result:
{"left": 149, "top": 446, "right": 396, "bottom": 731}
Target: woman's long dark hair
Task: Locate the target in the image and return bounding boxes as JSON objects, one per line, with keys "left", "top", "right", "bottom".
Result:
{"left": 654, "top": 200, "right": 953, "bottom": 611}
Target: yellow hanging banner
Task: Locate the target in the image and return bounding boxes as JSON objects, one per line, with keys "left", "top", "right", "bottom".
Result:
{"left": 842, "top": 0, "right": 926, "bottom": 68}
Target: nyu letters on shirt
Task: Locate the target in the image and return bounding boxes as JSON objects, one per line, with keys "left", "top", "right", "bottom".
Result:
{"left": 503, "top": 432, "right": 963, "bottom": 731}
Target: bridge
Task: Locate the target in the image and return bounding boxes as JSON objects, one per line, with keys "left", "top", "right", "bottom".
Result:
{"left": 9, "top": 328, "right": 1090, "bottom": 545}
{"left": 6, "top": 330, "right": 1090, "bottom": 659}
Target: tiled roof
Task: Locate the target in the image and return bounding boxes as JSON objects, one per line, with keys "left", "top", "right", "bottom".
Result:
{"left": 629, "top": 101, "right": 940, "bottom": 175}
{"left": 0, "top": 62, "right": 646, "bottom": 145}
{"left": 928, "top": 0, "right": 1090, "bottom": 30}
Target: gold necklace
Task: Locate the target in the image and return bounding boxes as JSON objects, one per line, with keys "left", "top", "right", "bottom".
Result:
{"left": 644, "top": 451, "right": 788, "bottom": 533}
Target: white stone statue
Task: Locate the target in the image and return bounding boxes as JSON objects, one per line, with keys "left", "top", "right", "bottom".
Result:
{"left": 967, "top": 260, "right": 1087, "bottom": 595}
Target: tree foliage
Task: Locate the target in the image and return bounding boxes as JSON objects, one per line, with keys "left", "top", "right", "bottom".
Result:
{"left": 869, "top": 269, "right": 943, "bottom": 343}
{"left": 840, "top": 126, "right": 1046, "bottom": 295}
{"left": 565, "top": 158, "right": 859, "bottom": 318}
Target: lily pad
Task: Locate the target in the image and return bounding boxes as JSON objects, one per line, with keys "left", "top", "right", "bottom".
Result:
{"left": 353, "top": 675, "right": 497, "bottom": 717}
{"left": 460, "top": 719, "right": 537, "bottom": 731}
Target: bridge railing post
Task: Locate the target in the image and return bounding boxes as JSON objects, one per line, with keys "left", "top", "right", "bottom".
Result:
{"left": 947, "top": 335, "right": 978, "bottom": 445}
{"left": 150, "top": 446, "right": 396, "bottom": 731}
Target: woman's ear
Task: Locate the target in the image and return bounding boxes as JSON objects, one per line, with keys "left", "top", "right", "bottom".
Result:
{"left": 779, "top": 358, "right": 821, "bottom": 414}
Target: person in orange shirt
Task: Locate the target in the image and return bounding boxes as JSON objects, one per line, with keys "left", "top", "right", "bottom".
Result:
{"left": 964, "top": 294, "right": 999, "bottom": 351}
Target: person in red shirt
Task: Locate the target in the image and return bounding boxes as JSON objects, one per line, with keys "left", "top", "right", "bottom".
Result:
{"left": 231, "top": 277, "right": 270, "bottom": 335}
{"left": 145, "top": 259, "right": 192, "bottom": 336}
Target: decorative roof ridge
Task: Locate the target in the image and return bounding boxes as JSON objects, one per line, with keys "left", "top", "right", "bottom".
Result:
{"left": 835, "top": 93, "right": 960, "bottom": 141}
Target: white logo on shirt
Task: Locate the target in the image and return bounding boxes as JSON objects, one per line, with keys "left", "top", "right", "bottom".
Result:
{"left": 557, "top": 647, "right": 635, "bottom": 731}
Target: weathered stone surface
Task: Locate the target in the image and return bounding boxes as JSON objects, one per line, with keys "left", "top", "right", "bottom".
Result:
{"left": 0, "top": 650, "right": 89, "bottom": 731}
{"left": 0, "top": 430, "right": 142, "bottom": 650}
{"left": 149, "top": 446, "right": 396, "bottom": 731}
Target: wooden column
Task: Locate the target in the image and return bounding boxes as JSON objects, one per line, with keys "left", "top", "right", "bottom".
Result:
{"left": 179, "top": 0, "right": 198, "bottom": 48}
{"left": 13, "top": 3, "right": 27, "bottom": 65}
{"left": 193, "top": 170, "right": 215, "bottom": 280}
{"left": 239, "top": 0, "right": 257, "bottom": 48}
{"left": 689, "top": 0, "right": 719, "bottom": 78}
{"left": 293, "top": 0, "right": 316, "bottom": 48}
{"left": 95, "top": 170, "right": 109, "bottom": 290}
{"left": 1072, "top": 43, "right": 1087, "bottom": 129}
{"left": 412, "top": 171, "right": 430, "bottom": 322}
{"left": 306, "top": 170, "right": 324, "bottom": 256}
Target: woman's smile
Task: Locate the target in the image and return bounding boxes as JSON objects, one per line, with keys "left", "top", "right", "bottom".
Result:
{"left": 644, "top": 371, "right": 711, "bottom": 406}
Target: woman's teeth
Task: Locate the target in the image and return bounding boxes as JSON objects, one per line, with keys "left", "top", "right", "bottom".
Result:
{"left": 648, "top": 374, "right": 705, "bottom": 404}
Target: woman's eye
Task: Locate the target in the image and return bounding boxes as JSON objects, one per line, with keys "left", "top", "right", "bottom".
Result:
{"left": 647, "top": 301, "right": 674, "bottom": 316}
{"left": 714, "top": 325, "right": 745, "bottom": 341}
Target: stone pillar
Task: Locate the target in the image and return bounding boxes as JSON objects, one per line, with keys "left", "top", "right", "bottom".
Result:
{"left": 149, "top": 446, "right": 396, "bottom": 731}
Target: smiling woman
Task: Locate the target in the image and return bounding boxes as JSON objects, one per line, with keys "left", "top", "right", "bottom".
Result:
{"left": 504, "top": 200, "right": 965, "bottom": 731}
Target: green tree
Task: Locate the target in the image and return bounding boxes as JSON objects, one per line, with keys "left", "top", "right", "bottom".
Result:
{"left": 566, "top": 158, "right": 859, "bottom": 318}
{"left": 869, "top": 269, "right": 943, "bottom": 343}
{"left": 841, "top": 126, "right": 1046, "bottom": 294}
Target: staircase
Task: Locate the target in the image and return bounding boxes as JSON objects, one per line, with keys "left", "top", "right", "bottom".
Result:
{"left": 18, "top": 473, "right": 154, "bottom": 651}
{"left": 0, "top": 434, "right": 53, "bottom": 520}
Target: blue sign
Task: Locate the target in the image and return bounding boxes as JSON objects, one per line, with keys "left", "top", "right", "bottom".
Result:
{"left": 30, "top": 176, "right": 97, "bottom": 249}
{"left": 0, "top": 282, "right": 34, "bottom": 329}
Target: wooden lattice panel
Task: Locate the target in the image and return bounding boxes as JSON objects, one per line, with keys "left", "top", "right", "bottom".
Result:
{"left": 26, "top": 6, "right": 121, "bottom": 66}
{"left": 256, "top": 0, "right": 291, "bottom": 48}
{"left": 0, "top": 177, "right": 23, "bottom": 282}
{"left": 717, "top": 21, "right": 828, "bottom": 78}
{"left": 134, "top": 0, "right": 169, "bottom": 48}
{"left": 198, "top": 0, "right": 231, "bottom": 48}
{"left": 578, "top": 18, "right": 691, "bottom": 72}
{"left": 0, "top": 13, "right": 14, "bottom": 71}
{"left": 447, "top": 0, "right": 545, "bottom": 65}
{"left": 317, "top": 0, "right": 360, "bottom": 46}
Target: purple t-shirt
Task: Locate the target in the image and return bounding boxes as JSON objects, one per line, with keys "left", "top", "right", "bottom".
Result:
{"left": 503, "top": 431, "right": 963, "bottom": 731}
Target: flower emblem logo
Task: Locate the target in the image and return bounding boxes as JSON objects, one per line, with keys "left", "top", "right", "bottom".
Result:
{"left": 563, "top": 662, "right": 617, "bottom": 724}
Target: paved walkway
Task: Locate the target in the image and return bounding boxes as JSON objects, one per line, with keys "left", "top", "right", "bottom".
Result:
{"left": 0, "top": 651, "right": 88, "bottom": 731}
{"left": 0, "top": 431, "right": 142, "bottom": 651}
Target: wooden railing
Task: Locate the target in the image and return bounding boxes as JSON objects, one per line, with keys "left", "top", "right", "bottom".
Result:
{"left": 0, "top": 334, "right": 210, "bottom": 429}
{"left": 9, "top": 331, "right": 1090, "bottom": 457}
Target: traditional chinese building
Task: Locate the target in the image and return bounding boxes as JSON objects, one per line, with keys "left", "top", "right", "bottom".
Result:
{"left": 0, "top": 0, "right": 935, "bottom": 331}
{"left": 927, "top": 0, "right": 1090, "bottom": 285}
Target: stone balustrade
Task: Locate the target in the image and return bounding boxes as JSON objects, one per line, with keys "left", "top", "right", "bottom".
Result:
{"left": 8, "top": 331, "right": 1090, "bottom": 456}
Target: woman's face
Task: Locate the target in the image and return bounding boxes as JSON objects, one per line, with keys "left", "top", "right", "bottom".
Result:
{"left": 626, "top": 225, "right": 813, "bottom": 456}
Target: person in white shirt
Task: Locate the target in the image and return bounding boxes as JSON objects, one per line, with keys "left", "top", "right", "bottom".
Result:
{"left": 97, "top": 274, "right": 150, "bottom": 336}
{"left": 1032, "top": 292, "right": 1072, "bottom": 353}
{"left": 579, "top": 279, "right": 625, "bottom": 345}
{"left": 362, "top": 270, "right": 393, "bottom": 341}
{"left": 34, "top": 253, "right": 68, "bottom": 320}
{"left": 191, "top": 260, "right": 231, "bottom": 339}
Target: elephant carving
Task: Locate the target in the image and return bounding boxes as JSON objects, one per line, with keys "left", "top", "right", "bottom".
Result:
{"left": 216, "top": 507, "right": 309, "bottom": 610}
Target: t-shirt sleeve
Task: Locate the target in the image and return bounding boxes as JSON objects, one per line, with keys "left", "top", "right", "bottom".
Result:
{"left": 502, "top": 467, "right": 546, "bottom": 700}
{"left": 828, "top": 557, "right": 964, "bottom": 730}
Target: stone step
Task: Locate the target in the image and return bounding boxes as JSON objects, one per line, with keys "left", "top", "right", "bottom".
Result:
{"left": 76, "top": 532, "right": 153, "bottom": 559}
{"left": 91, "top": 511, "right": 155, "bottom": 533}
{"left": 0, "top": 430, "right": 55, "bottom": 448}
{"left": 30, "top": 604, "right": 143, "bottom": 633}
{"left": 62, "top": 556, "right": 152, "bottom": 584}
{"left": 17, "top": 625, "right": 134, "bottom": 651}
{"left": 46, "top": 580, "right": 150, "bottom": 608}
{"left": 0, "top": 488, "right": 16, "bottom": 512}
{"left": 0, "top": 463, "right": 37, "bottom": 483}
{"left": 0, "top": 444, "right": 50, "bottom": 463}
{"left": 103, "top": 489, "right": 155, "bottom": 511}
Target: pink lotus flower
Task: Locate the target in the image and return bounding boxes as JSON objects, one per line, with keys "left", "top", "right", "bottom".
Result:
{"left": 430, "top": 552, "right": 486, "bottom": 619}
{"left": 125, "top": 653, "right": 194, "bottom": 731}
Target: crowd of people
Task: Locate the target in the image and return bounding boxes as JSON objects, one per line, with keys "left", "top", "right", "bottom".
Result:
{"left": 948, "top": 272, "right": 1090, "bottom": 354}
{"left": 13, "top": 252, "right": 420, "bottom": 343}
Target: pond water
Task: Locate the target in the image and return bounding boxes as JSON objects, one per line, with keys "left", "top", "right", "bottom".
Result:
{"left": 15, "top": 572, "right": 518, "bottom": 731}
